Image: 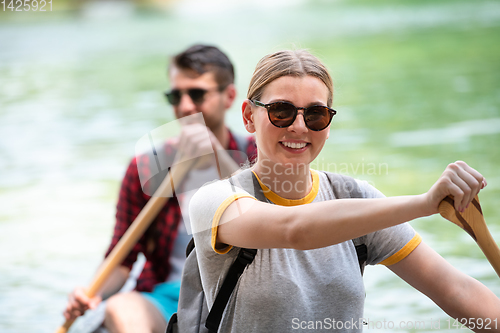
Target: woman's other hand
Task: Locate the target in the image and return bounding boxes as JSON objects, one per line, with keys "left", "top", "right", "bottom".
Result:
{"left": 425, "top": 161, "right": 487, "bottom": 215}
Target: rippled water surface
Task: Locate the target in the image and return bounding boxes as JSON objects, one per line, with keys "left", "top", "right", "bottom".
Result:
{"left": 1, "top": 1, "right": 500, "bottom": 332}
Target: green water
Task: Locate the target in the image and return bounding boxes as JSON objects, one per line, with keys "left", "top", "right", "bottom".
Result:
{"left": 1, "top": 0, "right": 499, "bottom": 332}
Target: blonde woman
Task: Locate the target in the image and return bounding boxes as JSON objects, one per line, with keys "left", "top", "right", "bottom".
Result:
{"left": 189, "top": 50, "right": 500, "bottom": 332}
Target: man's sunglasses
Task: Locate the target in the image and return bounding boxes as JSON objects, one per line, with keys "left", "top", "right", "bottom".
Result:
{"left": 250, "top": 100, "right": 336, "bottom": 131}
{"left": 164, "top": 87, "right": 220, "bottom": 106}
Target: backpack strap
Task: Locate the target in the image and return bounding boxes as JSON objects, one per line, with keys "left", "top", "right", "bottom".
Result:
{"left": 324, "top": 172, "right": 368, "bottom": 275}
{"left": 165, "top": 313, "right": 177, "bottom": 333}
{"left": 185, "top": 237, "right": 195, "bottom": 258}
{"left": 182, "top": 238, "right": 256, "bottom": 333}
{"left": 352, "top": 238, "right": 368, "bottom": 275}
{"left": 205, "top": 248, "right": 257, "bottom": 333}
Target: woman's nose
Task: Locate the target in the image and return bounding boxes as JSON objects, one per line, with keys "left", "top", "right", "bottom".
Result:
{"left": 287, "top": 111, "right": 308, "bottom": 134}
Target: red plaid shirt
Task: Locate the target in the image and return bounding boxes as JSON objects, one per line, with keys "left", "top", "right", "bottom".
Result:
{"left": 105, "top": 130, "right": 257, "bottom": 292}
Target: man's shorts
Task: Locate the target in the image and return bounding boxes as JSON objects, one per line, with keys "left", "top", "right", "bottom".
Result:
{"left": 141, "top": 280, "right": 181, "bottom": 321}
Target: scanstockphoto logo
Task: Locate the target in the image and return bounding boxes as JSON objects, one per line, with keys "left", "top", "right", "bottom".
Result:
{"left": 291, "top": 318, "right": 444, "bottom": 331}
{"left": 291, "top": 318, "right": 365, "bottom": 330}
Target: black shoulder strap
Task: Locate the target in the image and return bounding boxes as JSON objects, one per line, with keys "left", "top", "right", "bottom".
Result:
{"left": 205, "top": 248, "right": 257, "bottom": 333}
{"left": 185, "top": 237, "right": 195, "bottom": 258}
{"left": 352, "top": 238, "right": 368, "bottom": 276}
{"left": 183, "top": 238, "right": 256, "bottom": 333}
{"left": 324, "top": 172, "right": 368, "bottom": 275}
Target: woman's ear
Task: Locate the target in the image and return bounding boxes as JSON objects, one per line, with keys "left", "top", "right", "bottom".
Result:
{"left": 242, "top": 100, "right": 256, "bottom": 133}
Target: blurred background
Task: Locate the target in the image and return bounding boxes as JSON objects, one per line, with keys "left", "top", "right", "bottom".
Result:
{"left": 1, "top": 0, "right": 499, "bottom": 332}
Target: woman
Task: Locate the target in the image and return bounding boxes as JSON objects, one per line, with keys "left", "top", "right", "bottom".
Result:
{"left": 189, "top": 50, "right": 500, "bottom": 332}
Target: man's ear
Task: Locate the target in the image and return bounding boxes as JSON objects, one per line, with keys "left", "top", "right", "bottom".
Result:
{"left": 242, "top": 100, "right": 255, "bottom": 133}
{"left": 223, "top": 84, "right": 236, "bottom": 109}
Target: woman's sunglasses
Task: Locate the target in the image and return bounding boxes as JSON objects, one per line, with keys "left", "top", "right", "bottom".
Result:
{"left": 250, "top": 100, "right": 336, "bottom": 131}
{"left": 164, "top": 87, "right": 220, "bottom": 106}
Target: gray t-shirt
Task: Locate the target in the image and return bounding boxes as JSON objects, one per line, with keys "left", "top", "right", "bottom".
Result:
{"left": 189, "top": 170, "right": 421, "bottom": 333}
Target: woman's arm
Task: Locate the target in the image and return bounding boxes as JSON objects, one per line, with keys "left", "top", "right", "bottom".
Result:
{"left": 218, "top": 194, "right": 428, "bottom": 250}
{"left": 389, "top": 242, "right": 500, "bottom": 332}
{"left": 217, "top": 161, "right": 486, "bottom": 250}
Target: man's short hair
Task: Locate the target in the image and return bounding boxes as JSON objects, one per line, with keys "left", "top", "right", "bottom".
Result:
{"left": 171, "top": 44, "right": 235, "bottom": 89}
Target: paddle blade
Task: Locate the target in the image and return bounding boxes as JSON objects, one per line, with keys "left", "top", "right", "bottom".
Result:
{"left": 439, "top": 195, "right": 500, "bottom": 278}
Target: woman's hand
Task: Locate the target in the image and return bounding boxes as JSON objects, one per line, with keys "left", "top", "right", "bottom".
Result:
{"left": 424, "top": 161, "right": 487, "bottom": 215}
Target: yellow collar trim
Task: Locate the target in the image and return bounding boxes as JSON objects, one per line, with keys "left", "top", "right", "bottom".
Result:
{"left": 252, "top": 169, "right": 319, "bottom": 206}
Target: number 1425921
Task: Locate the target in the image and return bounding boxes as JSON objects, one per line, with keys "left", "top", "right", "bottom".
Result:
{"left": 2, "top": 0, "right": 52, "bottom": 11}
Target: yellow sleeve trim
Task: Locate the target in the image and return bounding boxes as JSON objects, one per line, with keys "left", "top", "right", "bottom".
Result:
{"left": 211, "top": 193, "right": 257, "bottom": 254}
{"left": 379, "top": 233, "right": 422, "bottom": 266}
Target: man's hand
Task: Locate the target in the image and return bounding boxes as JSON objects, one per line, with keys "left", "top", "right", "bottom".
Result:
{"left": 172, "top": 123, "right": 239, "bottom": 176}
{"left": 63, "top": 286, "right": 102, "bottom": 321}
{"left": 176, "top": 123, "right": 222, "bottom": 163}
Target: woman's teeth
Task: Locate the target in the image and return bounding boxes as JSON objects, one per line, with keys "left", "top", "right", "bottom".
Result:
{"left": 281, "top": 142, "right": 307, "bottom": 149}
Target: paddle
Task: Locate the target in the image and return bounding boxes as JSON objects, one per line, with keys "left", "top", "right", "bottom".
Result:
{"left": 55, "top": 155, "right": 197, "bottom": 333}
{"left": 439, "top": 195, "right": 500, "bottom": 278}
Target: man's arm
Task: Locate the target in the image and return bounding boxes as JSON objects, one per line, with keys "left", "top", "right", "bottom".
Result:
{"left": 389, "top": 242, "right": 500, "bottom": 332}
{"left": 63, "top": 265, "right": 130, "bottom": 321}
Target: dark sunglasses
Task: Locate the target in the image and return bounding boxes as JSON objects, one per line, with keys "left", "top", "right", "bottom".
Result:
{"left": 250, "top": 100, "right": 336, "bottom": 131}
{"left": 164, "top": 87, "right": 220, "bottom": 106}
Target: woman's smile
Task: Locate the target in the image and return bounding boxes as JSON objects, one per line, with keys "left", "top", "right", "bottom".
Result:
{"left": 279, "top": 140, "right": 310, "bottom": 153}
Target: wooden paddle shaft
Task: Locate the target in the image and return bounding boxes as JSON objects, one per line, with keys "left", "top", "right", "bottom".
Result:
{"left": 56, "top": 158, "right": 194, "bottom": 333}
{"left": 55, "top": 319, "right": 74, "bottom": 333}
{"left": 473, "top": 218, "right": 500, "bottom": 277}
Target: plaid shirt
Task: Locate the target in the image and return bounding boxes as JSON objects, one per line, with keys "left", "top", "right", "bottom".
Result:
{"left": 105, "top": 130, "right": 257, "bottom": 292}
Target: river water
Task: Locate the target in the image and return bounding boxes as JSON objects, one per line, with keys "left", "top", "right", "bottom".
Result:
{"left": 1, "top": 1, "right": 500, "bottom": 332}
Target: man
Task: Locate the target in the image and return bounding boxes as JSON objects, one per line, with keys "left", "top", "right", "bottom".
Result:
{"left": 63, "top": 44, "right": 257, "bottom": 333}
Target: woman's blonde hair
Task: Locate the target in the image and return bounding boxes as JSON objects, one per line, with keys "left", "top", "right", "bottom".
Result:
{"left": 247, "top": 49, "right": 333, "bottom": 107}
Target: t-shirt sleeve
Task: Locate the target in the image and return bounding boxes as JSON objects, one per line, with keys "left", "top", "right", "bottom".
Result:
{"left": 189, "top": 179, "right": 257, "bottom": 255}
{"left": 355, "top": 179, "right": 422, "bottom": 266}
